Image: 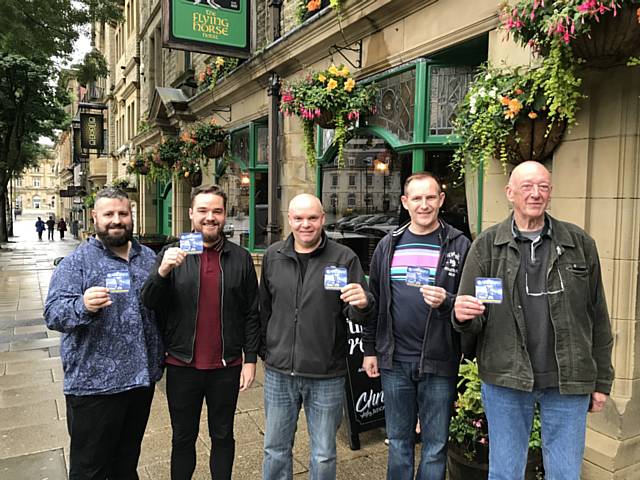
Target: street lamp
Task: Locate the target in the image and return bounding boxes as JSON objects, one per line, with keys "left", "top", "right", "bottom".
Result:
{"left": 373, "top": 155, "right": 390, "bottom": 212}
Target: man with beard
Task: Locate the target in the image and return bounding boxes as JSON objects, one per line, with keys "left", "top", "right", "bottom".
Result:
{"left": 44, "top": 187, "right": 164, "bottom": 479}
{"left": 142, "top": 184, "right": 259, "bottom": 480}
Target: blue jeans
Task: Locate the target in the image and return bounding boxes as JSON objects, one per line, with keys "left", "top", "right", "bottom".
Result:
{"left": 262, "top": 369, "right": 345, "bottom": 480}
{"left": 481, "top": 383, "right": 590, "bottom": 480}
{"left": 380, "top": 362, "right": 456, "bottom": 480}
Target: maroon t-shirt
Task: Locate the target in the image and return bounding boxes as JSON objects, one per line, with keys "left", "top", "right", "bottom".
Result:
{"left": 166, "top": 247, "right": 241, "bottom": 369}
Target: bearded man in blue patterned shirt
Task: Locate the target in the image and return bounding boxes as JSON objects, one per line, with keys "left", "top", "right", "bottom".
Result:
{"left": 45, "top": 188, "right": 164, "bottom": 480}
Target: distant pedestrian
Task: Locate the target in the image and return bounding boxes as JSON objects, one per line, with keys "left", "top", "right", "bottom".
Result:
{"left": 58, "top": 218, "right": 67, "bottom": 240}
{"left": 71, "top": 219, "right": 79, "bottom": 239}
{"left": 44, "top": 187, "right": 164, "bottom": 479}
{"left": 46, "top": 216, "right": 55, "bottom": 241}
{"left": 35, "top": 217, "right": 45, "bottom": 241}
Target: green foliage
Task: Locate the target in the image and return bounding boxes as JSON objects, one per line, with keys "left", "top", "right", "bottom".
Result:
{"left": 449, "top": 359, "right": 542, "bottom": 462}
{"left": 75, "top": 49, "right": 109, "bottom": 86}
{"left": 191, "top": 121, "right": 228, "bottom": 150}
{"left": 83, "top": 191, "right": 96, "bottom": 208}
{"left": 110, "top": 178, "right": 132, "bottom": 191}
{"left": 451, "top": 43, "right": 583, "bottom": 174}
{"left": 196, "top": 56, "right": 240, "bottom": 92}
{"left": 280, "top": 64, "right": 377, "bottom": 167}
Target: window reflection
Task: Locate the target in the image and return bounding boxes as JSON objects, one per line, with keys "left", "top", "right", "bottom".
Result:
{"left": 218, "top": 161, "right": 250, "bottom": 247}
{"left": 254, "top": 171, "right": 268, "bottom": 249}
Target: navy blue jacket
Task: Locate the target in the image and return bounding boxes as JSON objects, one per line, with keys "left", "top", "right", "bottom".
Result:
{"left": 363, "top": 220, "right": 470, "bottom": 377}
{"left": 44, "top": 238, "right": 164, "bottom": 395}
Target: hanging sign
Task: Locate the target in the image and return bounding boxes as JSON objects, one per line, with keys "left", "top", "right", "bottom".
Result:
{"left": 80, "top": 113, "right": 104, "bottom": 151}
{"left": 162, "top": 0, "right": 250, "bottom": 58}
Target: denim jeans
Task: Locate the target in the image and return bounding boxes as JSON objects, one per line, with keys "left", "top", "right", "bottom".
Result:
{"left": 262, "top": 369, "right": 345, "bottom": 480}
{"left": 481, "top": 383, "right": 590, "bottom": 480}
{"left": 380, "top": 362, "right": 456, "bottom": 480}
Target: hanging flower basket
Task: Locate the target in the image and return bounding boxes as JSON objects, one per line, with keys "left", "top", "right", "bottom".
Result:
{"left": 280, "top": 64, "right": 377, "bottom": 167}
{"left": 503, "top": 113, "right": 567, "bottom": 165}
{"left": 188, "top": 170, "right": 203, "bottom": 188}
{"left": 203, "top": 141, "right": 227, "bottom": 159}
{"left": 571, "top": 3, "right": 640, "bottom": 67}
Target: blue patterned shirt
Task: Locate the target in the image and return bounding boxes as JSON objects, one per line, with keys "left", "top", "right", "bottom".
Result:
{"left": 45, "top": 237, "right": 164, "bottom": 395}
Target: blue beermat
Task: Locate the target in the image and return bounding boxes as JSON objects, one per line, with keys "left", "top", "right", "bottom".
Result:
{"left": 405, "top": 266, "right": 432, "bottom": 287}
{"left": 324, "top": 266, "right": 348, "bottom": 291}
{"left": 106, "top": 271, "right": 131, "bottom": 293}
{"left": 180, "top": 232, "right": 204, "bottom": 254}
{"left": 475, "top": 277, "right": 503, "bottom": 303}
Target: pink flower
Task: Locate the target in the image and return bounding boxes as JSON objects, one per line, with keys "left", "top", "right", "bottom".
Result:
{"left": 479, "top": 437, "right": 488, "bottom": 445}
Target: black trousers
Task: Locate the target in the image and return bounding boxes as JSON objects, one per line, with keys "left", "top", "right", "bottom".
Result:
{"left": 48, "top": 229, "right": 54, "bottom": 240}
{"left": 166, "top": 364, "right": 241, "bottom": 480}
{"left": 65, "top": 385, "right": 155, "bottom": 480}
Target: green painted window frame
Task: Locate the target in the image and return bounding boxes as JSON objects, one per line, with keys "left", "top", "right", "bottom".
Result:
{"left": 315, "top": 58, "right": 485, "bottom": 236}
{"left": 229, "top": 119, "right": 268, "bottom": 252}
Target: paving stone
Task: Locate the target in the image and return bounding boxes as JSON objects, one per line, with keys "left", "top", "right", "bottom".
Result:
{"left": 0, "top": 448, "right": 67, "bottom": 480}
{"left": 0, "top": 382, "right": 64, "bottom": 408}
{"left": 48, "top": 346, "right": 61, "bottom": 357}
{"left": 9, "top": 337, "right": 60, "bottom": 352}
{"left": 13, "top": 325, "right": 47, "bottom": 336}
{"left": 5, "top": 356, "right": 61, "bottom": 375}
{"left": 0, "top": 370, "right": 53, "bottom": 390}
{"left": 236, "top": 384, "right": 264, "bottom": 413}
{"left": 0, "top": 399, "right": 59, "bottom": 430}
{"left": 0, "top": 350, "right": 49, "bottom": 365}
{"left": 0, "top": 419, "right": 68, "bottom": 459}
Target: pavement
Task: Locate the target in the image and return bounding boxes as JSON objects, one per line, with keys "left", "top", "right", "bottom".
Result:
{"left": 0, "top": 216, "right": 390, "bottom": 479}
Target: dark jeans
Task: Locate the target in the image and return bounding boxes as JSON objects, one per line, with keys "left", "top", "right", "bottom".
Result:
{"left": 166, "top": 364, "right": 241, "bottom": 480}
{"left": 60, "top": 230, "right": 65, "bottom": 239}
{"left": 48, "top": 229, "right": 54, "bottom": 240}
{"left": 381, "top": 362, "right": 456, "bottom": 480}
{"left": 65, "top": 385, "right": 155, "bottom": 480}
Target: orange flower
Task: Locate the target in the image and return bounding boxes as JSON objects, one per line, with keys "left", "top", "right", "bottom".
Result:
{"left": 637, "top": 7, "right": 640, "bottom": 23}
{"left": 528, "top": 112, "right": 538, "bottom": 119}
{"left": 504, "top": 110, "right": 516, "bottom": 120}
{"left": 515, "top": 88, "right": 524, "bottom": 95}
{"left": 500, "top": 96, "right": 511, "bottom": 106}
{"left": 307, "top": 0, "right": 321, "bottom": 12}
{"left": 508, "top": 98, "right": 522, "bottom": 114}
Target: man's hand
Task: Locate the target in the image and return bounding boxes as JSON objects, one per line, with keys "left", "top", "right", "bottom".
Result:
{"left": 589, "top": 392, "right": 609, "bottom": 413}
{"left": 454, "top": 295, "right": 486, "bottom": 322}
{"left": 340, "top": 283, "right": 369, "bottom": 309}
{"left": 363, "top": 356, "right": 380, "bottom": 378}
{"left": 83, "top": 287, "right": 112, "bottom": 313}
{"left": 158, "top": 247, "right": 187, "bottom": 278}
{"left": 420, "top": 285, "right": 447, "bottom": 308}
{"left": 239, "top": 363, "right": 256, "bottom": 391}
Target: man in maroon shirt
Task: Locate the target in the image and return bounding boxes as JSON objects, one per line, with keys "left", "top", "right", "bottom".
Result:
{"left": 142, "top": 184, "right": 260, "bottom": 480}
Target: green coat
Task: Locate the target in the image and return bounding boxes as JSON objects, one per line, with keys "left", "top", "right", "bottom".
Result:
{"left": 452, "top": 214, "right": 614, "bottom": 395}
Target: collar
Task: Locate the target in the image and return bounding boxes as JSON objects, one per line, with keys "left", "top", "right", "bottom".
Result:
{"left": 280, "top": 230, "right": 328, "bottom": 258}
{"left": 89, "top": 236, "right": 141, "bottom": 260}
{"left": 511, "top": 216, "right": 551, "bottom": 242}
{"left": 494, "top": 213, "right": 576, "bottom": 248}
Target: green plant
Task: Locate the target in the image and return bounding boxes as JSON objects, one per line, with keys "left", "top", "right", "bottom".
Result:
{"left": 197, "top": 56, "right": 240, "bottom": 91}
{"left": 110, "top": 177, "right": 132, "bottom": 190}
{"left": 449, "top": 359, "right": 542, "bottom": 463}
{"left": 75, "top": 49, "right": 109, "bottom": 86}
{"left": 191, "top": 120, "right": 229, "bottom": 153}
{"left": 296, "top": 0, "right": 343, "bottom": 23}
{"left": 137, "top": 119, "right": 151, "bottom": 134}
{"left": 280, "top": 64, "right": 377, "bottom": 167}
{"left": 83, "top": 191, "right": 96, "bottom": 208}
{"left": 127, "top": 151, "right": 150, "bottom": 175}
{"left": 174, "top": 130, "right": 206, "bottom": 180}
{"left": 451, "top": 44, "right": 583, "bottom": 174}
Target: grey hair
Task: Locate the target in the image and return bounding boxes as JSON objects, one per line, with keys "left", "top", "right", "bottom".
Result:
{"left": 95, "top": 187, "right": 129, "bottom": 204}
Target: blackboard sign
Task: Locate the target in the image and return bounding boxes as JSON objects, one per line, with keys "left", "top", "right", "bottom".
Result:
{"left": 343, "top": 318, "right": 385, "bottom": 450}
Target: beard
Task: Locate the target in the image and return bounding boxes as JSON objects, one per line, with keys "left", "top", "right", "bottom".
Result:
{"left": 96, "top": 222, "right": 134, "bottom": 248}
{"left": 199, "top": 220, "right": 224, "bottom": 244}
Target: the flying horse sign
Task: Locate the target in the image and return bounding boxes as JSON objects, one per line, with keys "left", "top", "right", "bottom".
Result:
{"left": 162, "top": 0, "right": 250, "bottom": 57}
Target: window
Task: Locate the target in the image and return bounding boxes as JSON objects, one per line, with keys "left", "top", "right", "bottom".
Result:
{"left": 33, "top": 178, "right": 40, "bottom": 187}
{"left": 348, "top": 175, "right": 356, "bottom": 187}
{"left": 222, "top": 121, "right": 269, "bottom": 251}
{"left": 15, "top": 178, "right": 22, "bottom": 187}
{"left": 331, "top": 175, "right": 338, "bottom": 187}
{"left": 347, "top": 194, "right": 356, "bottom": 207}
{"left": 32, "top": 195, "right": 41, "bottom": 209}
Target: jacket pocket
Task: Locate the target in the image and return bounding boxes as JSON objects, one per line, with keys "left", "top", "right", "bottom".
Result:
{"left": 565, "top": 263, "right": 589, "bottom": 276}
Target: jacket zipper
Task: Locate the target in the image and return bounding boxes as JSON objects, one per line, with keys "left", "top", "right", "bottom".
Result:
{"left": 219, "top": 250, "right": 226, "bottom": 367}
{"left": 417, "top": 229, "right": 448, "bottom": 376}
{"left": 189, "top": 254, "right": 201, "bottom": 363}
{"left": 290, "top": 257, "right": 300, "bottom": 375}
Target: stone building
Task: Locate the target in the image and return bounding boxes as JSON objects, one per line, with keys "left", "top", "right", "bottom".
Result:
{"left": 89, "top": 0, "right": 640, "bottom": 477}
{"left": 13, "top": 148, "right": 59, "bottom": 219}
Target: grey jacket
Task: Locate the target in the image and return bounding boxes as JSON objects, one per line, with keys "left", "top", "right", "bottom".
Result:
{"left": 453, "top": 214, "right": 614, "bottom": 395}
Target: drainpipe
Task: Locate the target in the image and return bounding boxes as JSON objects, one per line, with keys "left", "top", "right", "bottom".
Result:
{"left": 266, "top": 72, "right": 281, "bottom": 246}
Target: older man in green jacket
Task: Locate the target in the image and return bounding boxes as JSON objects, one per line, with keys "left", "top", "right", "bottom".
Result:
{"left": 453, "top": 161, "right": 614, "bottom": 480}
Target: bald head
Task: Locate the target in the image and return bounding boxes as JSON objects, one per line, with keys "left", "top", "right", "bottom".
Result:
{"left": 288, "top": 194, "right": 325, "bottom": 253}
{"left": 288, "top": 194, "right": 324, "bottom": 215}
{"left": 508, "top": 161, "right": 551, "bottom": 189}
{"left": 505, "top": 161, "right": 552, "bottom": 230}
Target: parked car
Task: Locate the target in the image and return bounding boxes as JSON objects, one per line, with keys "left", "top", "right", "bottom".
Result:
{"left": 339, "top": 214, "right": 376, "bottom": 232}
{"left": 223, "top": 223, "right": 234, "bottom": 238}
{"left": 325, "top": 214, "right": 358, "bottom": 231}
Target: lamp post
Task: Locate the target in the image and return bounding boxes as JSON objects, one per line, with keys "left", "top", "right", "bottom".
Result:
{"left": 374, "top": 157, "right": 389, "bottom": 212}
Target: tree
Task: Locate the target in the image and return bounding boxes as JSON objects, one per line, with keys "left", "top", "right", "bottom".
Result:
{"left": 0, "top": 0, "right": 122, "bottom": 241}
{"left": 0, "top": 54, "right": 69, "bottom": 241}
